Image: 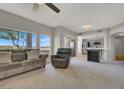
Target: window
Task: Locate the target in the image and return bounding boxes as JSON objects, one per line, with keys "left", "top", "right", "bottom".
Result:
{"left": 32, "top": 33, "right": 37, "bottom": 48}
{"left": 40, "top": 35, "right": 51, "bottom": 48}
{"left": 0, "top": 27, "right": 27, "bottom": 49}
{"left": 18, "top": 31, "right": 27, "bottom": 48}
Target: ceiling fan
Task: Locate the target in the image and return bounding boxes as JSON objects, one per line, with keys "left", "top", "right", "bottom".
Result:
{"left": 33, "top": 3, "right": 60, "bottom": 13}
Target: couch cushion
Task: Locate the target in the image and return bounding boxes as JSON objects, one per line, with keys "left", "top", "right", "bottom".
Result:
{"left": 0, "top": 62, "right": 22, "bottom": 71}
{"left": 12, "top": 52, "right": 27, "bottom": 62}
{"left": 22, "top": 58, "right": 44, "bottom": 66}
{"left": 27, "top": 50, "right": 39, "bottom": 60}
{"left": 0, "top": 52, "right": 12, "bottom": 64}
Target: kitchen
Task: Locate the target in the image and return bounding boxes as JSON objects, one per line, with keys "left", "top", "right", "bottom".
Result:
{"left": 77, "top": 30, "right": 107, "bottom": 63}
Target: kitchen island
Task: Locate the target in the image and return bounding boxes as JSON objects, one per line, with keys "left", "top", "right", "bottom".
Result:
{"left": 87, "top": 48, "right": 104, "bottom": 63}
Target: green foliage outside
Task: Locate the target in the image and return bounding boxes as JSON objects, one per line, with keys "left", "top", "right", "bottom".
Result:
{"left": 0, "top": 28, "right": 26, "bottom": 49}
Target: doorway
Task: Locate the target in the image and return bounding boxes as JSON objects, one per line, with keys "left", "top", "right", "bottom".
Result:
{"left": 111, "top": 32, "right": 124, "bottom": 62}
{"left": 114, "top": 32, "right": 124, "bottom": 61}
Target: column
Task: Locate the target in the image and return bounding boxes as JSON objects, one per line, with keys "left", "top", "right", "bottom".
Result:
{"left": 51, "top": 32, "right": 54, "bottom": 55}
{"left": 26, "top": 33, "right": 32, "bottom": 48}
{"left": 109, "top": 35, "right": 116, "bottom": 61}
{"left": 36, "top": 34, "right": 40, "bottom": 49}
{"left": 103, "top": 29, "right": 113, "bottom": 62}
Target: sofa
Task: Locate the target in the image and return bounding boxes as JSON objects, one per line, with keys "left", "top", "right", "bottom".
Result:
{"left": 51, "top": 48, "right": 71, "bottom": 68}
{"left": 0, "top": 49, "right": 46, "bottom": 79}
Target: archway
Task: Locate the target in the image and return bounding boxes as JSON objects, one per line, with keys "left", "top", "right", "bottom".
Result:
{"left": 113, "top": 32, "right": 124, "bottom": 61}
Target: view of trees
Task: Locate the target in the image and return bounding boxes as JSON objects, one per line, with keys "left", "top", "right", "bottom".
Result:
{"left": 0, "top": 27, "right": 51, "bottom": 49}
{"left": 0, "top": 28, "right": 27, "bottom": 49}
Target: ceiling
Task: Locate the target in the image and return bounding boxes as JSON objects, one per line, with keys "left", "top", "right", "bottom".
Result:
{"left": 0, "top": 3, "right": 124, "bottom": 33}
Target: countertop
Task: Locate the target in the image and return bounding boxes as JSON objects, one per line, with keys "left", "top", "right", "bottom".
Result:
{"left": 87, "top": 47, "right": 105, "bottom": 50}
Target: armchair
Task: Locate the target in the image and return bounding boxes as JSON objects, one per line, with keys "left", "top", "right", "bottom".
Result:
{"left": 51, "top": 48, "right": 71, "bottom": 68}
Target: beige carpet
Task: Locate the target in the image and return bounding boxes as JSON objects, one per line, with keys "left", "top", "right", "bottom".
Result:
{"left": 0, "top": 57, "right": 124, "bottom": 89}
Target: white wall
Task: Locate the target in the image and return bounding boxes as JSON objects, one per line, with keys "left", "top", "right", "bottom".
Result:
{"left": 77, "top": 35, "right": 84, "bottom": 55}
{"left": 0, "top": 10, "right": 52, "bottom": 35}
{"left": 64, "top": 36, "right": 70, "bottom": 48}
{"left": 53, "top": 26, "right": 78, "bottom": 54}
{"left": 108, "top": 35, "right": 116, "bottom": 61}
{"left": 103, "top": 29, "right": 111, "bottom": 62}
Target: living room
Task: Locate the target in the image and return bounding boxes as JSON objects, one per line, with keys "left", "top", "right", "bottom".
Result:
{"left": 0, "top": 2, "right": 124, "bottom": 90}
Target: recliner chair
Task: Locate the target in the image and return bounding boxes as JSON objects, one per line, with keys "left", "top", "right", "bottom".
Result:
{"left": 51, "top": 48, "right": 71, "bottom": 68}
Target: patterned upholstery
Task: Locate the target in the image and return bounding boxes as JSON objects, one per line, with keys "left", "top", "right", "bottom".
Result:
{"left": 12, "top": 52, "right": 27, "bottom": 62}
{"left": 27, "top": 50, "right": 39, "bottom": 60}
{"left": 0, "top": 52, "right": 12, "bottom": 64}
{"left": 0, "top": 49, "right": 46, "bottom": 79}
{"left": 0, "top": 63, "right": 22, "bottom": 71}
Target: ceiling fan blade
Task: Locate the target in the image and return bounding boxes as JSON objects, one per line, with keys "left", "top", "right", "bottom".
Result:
{"left": 45, "top": 3, "right": 60, "bottom": 13}
{"left": 33, "top": 3, "right": 40, "bottom": 12}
